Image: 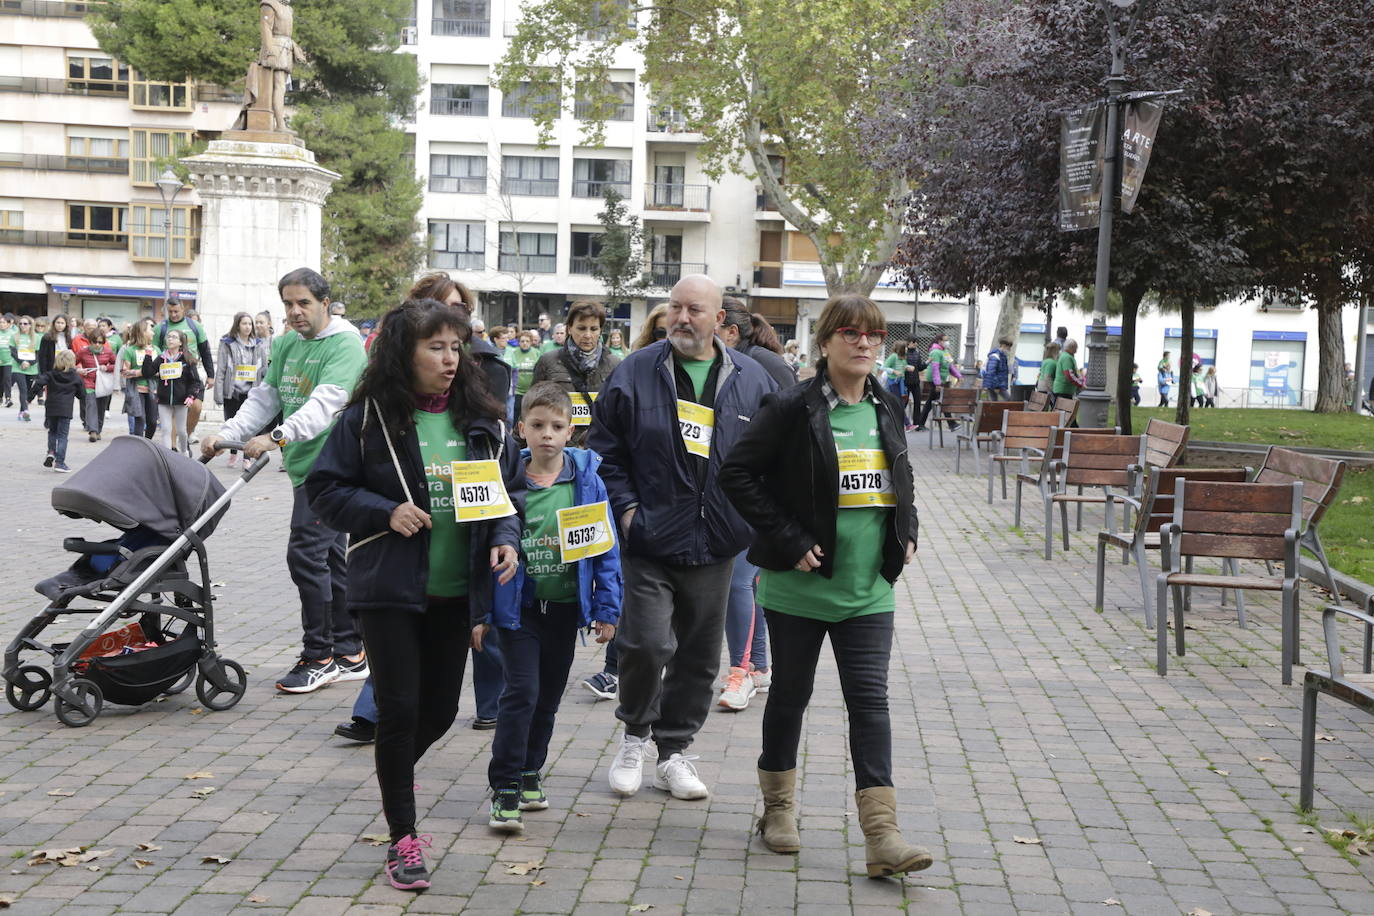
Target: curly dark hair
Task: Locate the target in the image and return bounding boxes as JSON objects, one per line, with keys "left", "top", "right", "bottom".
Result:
{"left": 349, "top": 298, "right": 503, "bottom": 438}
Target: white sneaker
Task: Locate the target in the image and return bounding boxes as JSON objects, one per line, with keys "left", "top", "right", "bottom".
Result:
{"left": 751, "top": 668, "right": 772, "bottom": 693}
{"left": 718, "top": 666, "right": 756, "bottom": 711}
{"left": 609, "top": 733, "right": 649, "bottom": 797}
{"left": 654, "top": 753, "right": 709, "bottom": 800}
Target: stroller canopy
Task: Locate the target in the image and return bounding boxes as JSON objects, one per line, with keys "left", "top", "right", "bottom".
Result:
{"left": 52, "top": 436, "right": 229, "bottom": 540}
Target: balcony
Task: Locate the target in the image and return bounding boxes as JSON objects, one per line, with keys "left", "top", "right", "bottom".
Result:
{"left": 499, "top": 253, "right": 556, "bottom": 273}
{"left": 0, "top": 153, "right": 127, "bottom": 174}
{"left": 0, "top": 0, "right": 100, "bottom": 17}
{"left": 430, "top": 97, "right": 488, "bottom": 116}
{"left": 647, "top": 106, "right": 693, "bottom": 133}
{"left": 431, "top": 18, "right": 490, "bottom": 36}
{"left": 644, "top": 183, "right": 710, "bottom": 212}
{"left": 573, "top": 99, "right": 635, "bottom": 122}
{"left": 569, "top": 255, "right": 595, "bottom": 275}
{"left": 429, "top": 175, "right": 486, "bottom": 194}
{"left": 572, "top": 179, "right": 631, "bottom": 199}
{"left": 756, "top": 190, "right": 780, "bottom": 211}
{"left": 647, "top": 262, "right": 706, "bottom": 288}
{"left": 0, "top": 228, "right": 200, "bottom": 254}
{"left": 0, "top": 76, "right": 128, "bottom": 97}
{"left": 501, "top": 177, "right": 559, "bottom": 197}
{"left": 430, "top": 251, "right": 484, "bottom": 271}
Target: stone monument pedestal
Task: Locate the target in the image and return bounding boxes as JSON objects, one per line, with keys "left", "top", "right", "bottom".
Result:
{"left": 183, "top": 135, "right": 340, "bottom": 343}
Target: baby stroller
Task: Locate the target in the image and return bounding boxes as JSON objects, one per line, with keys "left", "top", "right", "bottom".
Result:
{"left": 2, "top": 436, "right": 264, "bottom": 726}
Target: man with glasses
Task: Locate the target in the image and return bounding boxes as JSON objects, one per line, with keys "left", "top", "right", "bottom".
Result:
{"left": 588, "top": 274, "right": 776, "bottom": 801}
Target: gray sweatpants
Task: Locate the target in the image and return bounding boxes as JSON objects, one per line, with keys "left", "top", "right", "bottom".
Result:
{"left": 615, "top": 555, "right": 733, "bottom": 758}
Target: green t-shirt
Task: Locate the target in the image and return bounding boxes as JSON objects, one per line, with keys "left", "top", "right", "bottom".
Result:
{"left": 0, "top": 327, "right": 14, "bottom": 367}
{"left": 925, "top": 348, "right": 954, "bottom": 384}
{"left": 608, "top": 346, "right": 628, "bottom": 361}
{"left": 1039, "top": 357, "right": 1057, "bottom": 387}
{"left": 415, "top": 410, "right": 470, "bottom": 598}
{"left": 882, "top": 353, "right": 903, "bottom": 382}
{"left": 677, "top": 353, "right": 714, "bottom": 401}
{"left": 513, "top": 346, "right": 541, "bottom": 395}
{"left": 522, "top": 476, "right": 579, "bottom": 602}
{"left": 265, "top": 329, "right": 367, "bottom": 485}
{"left": 106, "top": 332, "right": 122, "bottom": 354}
{"left": 756, "top": 401, "right": 895, "bottom": 623}
{"left": 13, "top": 332, "right": 40, "bottom": 375}
{"left": 120, "top": 343, "right": 158, "bottom": 393}
{"left": 156, "top": 317, "right": 205, "bottom": 354}
{"left": 539, "top": 339, "right": 558, "bottom": 355}
{"left": 1053, "top": 351, "right": 1078, "bottom": 395}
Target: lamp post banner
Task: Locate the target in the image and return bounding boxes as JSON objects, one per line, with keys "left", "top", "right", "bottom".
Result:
{"left": 1120, "top": 101, "right": 1163, "bottom": 214}
{"left": 1058, "top": 103, "right": 1105, "bottom": 232}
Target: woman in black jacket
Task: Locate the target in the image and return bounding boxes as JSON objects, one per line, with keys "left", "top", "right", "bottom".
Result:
{"left": 305, "top": 299, "right": 522, "bottom": 894}
{"left": 718, "top": 293, "right": 929, "bottom": 879}
{"left": 531, "top": 299, "right": 620, "bottom": 442}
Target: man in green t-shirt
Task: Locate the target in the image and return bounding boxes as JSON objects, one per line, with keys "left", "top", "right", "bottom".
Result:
{"left": 156, "top": 297, "right": 216, "bottom": 441}
{"left": 1053, "top": 338, "right": 1082, "bottom": 398}
{"left": 538, "top": 323, "right": 565, "bottom": 355}
{"left": 203, "top": 267, "right": 368, "bottom": 695}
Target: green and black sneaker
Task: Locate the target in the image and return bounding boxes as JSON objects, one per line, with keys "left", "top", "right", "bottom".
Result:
{"left": 489, "top": 784, "right": 524, "bottom": 833}
{"left": 519, "top": 770, "right": 549, "bottom": 811}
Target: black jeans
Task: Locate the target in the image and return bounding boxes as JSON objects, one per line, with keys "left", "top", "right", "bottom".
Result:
{"left": 488, "top": 600, "right": 580, "bottom": 789}
{"left": 0, "top": 365, "right": 10, "bottom": 402}
{"left": 359, "top": 597, "right": 468, "bottom": 841}
{"left": 131, "top": 390, "right": 158, "bottom": 439}
{"left": 758, "top": 609, "right": 895, "bottom": 790}
{"left": 286, "top": 485, "right": 359, "bottom": 659}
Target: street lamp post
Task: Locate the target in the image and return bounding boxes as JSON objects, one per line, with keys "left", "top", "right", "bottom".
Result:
{"left": 963, "top": 290, "right": 980, "bottom": 374}
{"left": 154, "top": 168, "right": 182, "bottom": 315}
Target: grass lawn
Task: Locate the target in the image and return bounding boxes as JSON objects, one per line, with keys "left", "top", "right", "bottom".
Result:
{"left": 1104, "top": 406, "right": 1374, "bottom": 585}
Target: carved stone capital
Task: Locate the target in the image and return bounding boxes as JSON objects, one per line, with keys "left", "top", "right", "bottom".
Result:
{"left": 182, "top": 139, "right": 341, "bottom": 206}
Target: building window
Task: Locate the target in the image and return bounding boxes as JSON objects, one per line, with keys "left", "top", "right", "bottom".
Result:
{"left": 432, "top": 0, "right": 490, "bottom": 35}
{"left": 66, "top": 54, "right": 129, "bottom": 94}
{"left": 66, "top": 203, "right": 127, "bottom": 246}
{"left": 499, "top": 230, "right": 556, "bottom": 273}
{"left": 429, "top": 153, "right": 486, "bottom": 193}
{"left": 573, "top": 81, "right": 634, "bottom": 121}
{"left": 129, "top": 204, "right": 196, "bottom": 262}
{"left": 502, "top": 82, "right": 557, "bottom": 118}
{"left": 430, "top": 220, "right": 485, "bottom": 270}
{"left": 570, "top": 231, "right": 604, "bottom": 274}
{"left": 430, "top": 83, "right": 489, "bottom": 116}
{"left": 68, "top": 134, "right": 129, "bottom": 159}
{"left": 572, "top": 158, "right": 630, "bottom": 198}
{"left": 581, "top": 0, "right": 634, "bottom": 39}
{"left": 0, "top": 207, "right": 21, "bottom": 243}
{"left": 130, "top": 71, "right": 192, "bottom": 110}
{"left": 501, "top": 155, "right": 559, "bottom": 196}
{"left": 130, "top": 129, "right": 192, "bottom": 185}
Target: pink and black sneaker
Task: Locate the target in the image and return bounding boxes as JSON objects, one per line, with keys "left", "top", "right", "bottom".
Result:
{"left": 385, "top": 833, "right": 432, "bottom": 891}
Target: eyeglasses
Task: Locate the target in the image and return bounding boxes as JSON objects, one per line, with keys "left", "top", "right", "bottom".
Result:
{"left": 834, "top": 327, "right": 886, "bottom": 345}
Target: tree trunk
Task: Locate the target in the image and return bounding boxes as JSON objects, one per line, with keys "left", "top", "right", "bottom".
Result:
{"left": 1114, "top": 284, "right": 1146, "bottom": 435}
{"left": 1174, "top": 299, "right": 1194, "bottom": 426}
{"left": 1313, "top": 297, "right": 1348, "bottom": 413}
{"left": 993, "top": 292, "right": 1025, "bottom": 368}
{"left": 517, "top": 288, "right": 525, "bottom": 332}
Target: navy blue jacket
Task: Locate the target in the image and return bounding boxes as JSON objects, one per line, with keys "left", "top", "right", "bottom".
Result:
{"left": 587, "top": 338, "right": 777, "bottom": 566}
{"left": 305, "top": 399, "right": 525, "bottom": 626}
{"left": 982, "top": 347, "right": 1009, "bottom": 390}
{"left": 487, "top": 447, "right": 623, "bottom": 630}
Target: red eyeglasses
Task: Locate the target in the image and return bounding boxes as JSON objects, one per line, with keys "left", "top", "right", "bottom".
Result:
{"left": 834, "top": 327, "right": 886, "bottom": 345}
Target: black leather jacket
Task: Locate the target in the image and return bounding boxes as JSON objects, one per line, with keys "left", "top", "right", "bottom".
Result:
{"left": 718, "top": 370, "right": 918, "bottom": 584}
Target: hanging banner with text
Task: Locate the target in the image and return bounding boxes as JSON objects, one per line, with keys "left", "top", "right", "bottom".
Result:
{"left": 1120, "top": 101, "right": 1163, "bottom": 214}
{"left": 1058, "top": 103, "right": 1105, "bottom": 231}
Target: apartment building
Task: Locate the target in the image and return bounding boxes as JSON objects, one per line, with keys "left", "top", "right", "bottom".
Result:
{"left": 0, "top": 0, "right": 239, "bottom": 326}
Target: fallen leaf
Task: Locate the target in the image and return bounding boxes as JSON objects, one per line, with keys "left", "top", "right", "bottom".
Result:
{"left": 530, "top": 879, "right": 545, "bottom": 886}
{"left": 1258, "top": 756, "right": 1274, "bottom": 762}
{"left": 1291, "top": 846, "right": 1304, "bottom": 853}
{"left": 0, "top": 894, "right": 11, "bottom": 908}
{"left": 192, "top": 787, "right": 216, "bottom": 798}
{"left": 1109, "top": 665, "right": 1123, "bottom": 671}
{"left": 1189, "top": 910, "right": 1213, "bottom": 916}
{"left": 629, "top": 906, "right": 653, "bottom": 913}
{"left": 137, "top": 843, "right": 161, "bottom": 852}
{"left": 184, "top": 771, "right": 214, "bottom": 780}
{"left": 133, "top": 859, "right": 154, "bottom": 869}
{"left": 360, "top": 833, "right": 391, "bottom": 847}
{"left": 46, "top": 789, "right": 74, "bottom": 797}
{"left": 1103, "top": 900, "right": 1122, "bottom": 907}
{"left": 86, "top": 865, "right": 100, "bottom": 872}
{"left": 1317, "top": 734, "right": 1337, "bottom": 742}
{"left": 1262, "top": 721, "right": 1279, "bottom": 727}
{"left": 252, "top": 496, "right": 270, "bottom": 501}
{"left": 190, "top": 708, "right": 204, "bottom": 715}
{"left": 1350, "top": 495, "right": 1367, "bottom": 505}
{"left": 503, "top": 859, "right": 543, "bottom": 876}
{"left": 201, "top": 855, "right": 231, "bottom": 865}
{"left": 1215, "top": 769, "right": 1230, "bottom": 776}
{"left": 574, "top": 812, "right": 590, "bottom": 817}
{"left": 1013, "top": 835, "right": 1042, "bottom": 845}
{"left": 248, "top": 895, "right": 269, "bottom": 903}
{"left": 28, "top": 846, "right": 111, "bottom": 868}
{"left": 673, "top": 874, "right": 685, "bottom": 880}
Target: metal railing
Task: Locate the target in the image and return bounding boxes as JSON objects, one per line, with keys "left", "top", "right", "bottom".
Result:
{"left": 569, "top": 255, "right": 595, "bottom": 275}
{"left": 499, "top": 253, "right": 556, "bottom": 273}
{"left": 429, "top": 251, "right": 485, "bottom": 271}
{"left": 644, "top": 182, "right": 710, "bottom": 211}
{"left": 647, "top": 106, "right": 692, "bottom": 133}
{"left": 430, "top": 96, "right": 488, "bottom": 116}
{"left": 432, "top": 17, "right": 490, "bottom": 36}
{"left": 502, "top": 97, "right": 554, "bottom": 118}
{"left": 429, "top": 175, "right": 486, "bottom": 194}
{"left": 573, "top": 99, "right": 635, "bottom": 121}
{"left": 0, "top": 153, "right": 127, "bottom": 173}
{"left": 647, "top": 261, "right": 706, "bottom": 288}
{"left": 501, "top": 176, "right": 559, "bottom": 197}
{"left": 572, "top": 178, "right": 631, "bottom": 199}
{"left": 0, "top": 76, "right": 128, "bottom": 96}
{"left": 0, "top": 228, "right": 199, "bottom": 252}
{"left": 0, "top": 0, "right": 101, "bottom": 17}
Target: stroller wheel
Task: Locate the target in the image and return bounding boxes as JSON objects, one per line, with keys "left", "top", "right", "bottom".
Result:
{"left": 6, "top": 665, "right": 53, "bottom": 711}
{"left": 163, "top": 669, "right": 194, "bottom": 696}
{"left": 196, "top": 660, "right": 247, "bottom": 711}
{"left": 54, "top": 678, "right": 103, "bottom": 727}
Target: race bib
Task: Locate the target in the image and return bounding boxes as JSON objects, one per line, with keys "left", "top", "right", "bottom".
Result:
{"left": 676, "top": 399, "right": 714, "bottom": 458}
{"left": 557, "top": 500, "right": 616, "bottom": 562}
{"left": 450, "top": 459, "right": 516, "bottom": 522}
{"left": 837, "top": 449, "right": 895, "bottom": 509}
{"left": 17, "top": 349, "right": 35, "bottom": 362}
{"left": 159, "top": 362, "right": 183, "bottom": 380}
{"left": 569, "top": 391, "right": 598, "bottom": 427}
{"left": 234, "top": 364, "right": 257, "bottom": 383}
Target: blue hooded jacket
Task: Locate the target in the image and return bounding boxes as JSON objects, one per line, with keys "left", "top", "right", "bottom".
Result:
{"left": 487, "top": 446, "right": 623, "bottom": 630}
{"left": 982, "top": 347, "right": 1009, "bottom": 390}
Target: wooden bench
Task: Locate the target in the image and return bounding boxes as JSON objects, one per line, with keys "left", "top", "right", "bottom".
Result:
{"left": 1155, "top": 479, "right": 1304, "bottom": 683}
{"left": 1050, "top": 396, "right": 1079, "bottom": 424}
{"left": 955, "top": 400, "right": 1024, "bottom": 476}
{"left": 1095, "top": 466, "right": 1250, "bottom": 627}
{"left": 986, "top": 409, "right": 1068, "bottom": 504}
{"left": 1255, "top": 446, "right": 1348, "bottom": 606}
{"left": 1042, "top": 431, "right": 1145, "bottom": 560}
{"left": 1143, "top": 417, "right": 1190, "bottom": 469}
{"left": 1301, "top": 603, "right": 1374, "bottom": 811}
{"left": 1012, "top": 425, "right": 1120, "bottom": 529}
{"left": 928, "top": 387, "right": 979, "bottom": 448}
{"left": 1027, "top": 390, "right": 1052, "bottom": 411}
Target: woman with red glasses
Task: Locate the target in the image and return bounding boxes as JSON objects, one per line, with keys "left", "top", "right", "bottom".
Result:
{"left": 719, "top": 293, "right": 930, "bottom": 879}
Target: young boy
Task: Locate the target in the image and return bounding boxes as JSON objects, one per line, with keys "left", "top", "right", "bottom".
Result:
{"left": 36, "top": 350, "right": 82, "bottom": 472}
{"left": 476, "top": 382, "right": 622, "bottom": 832}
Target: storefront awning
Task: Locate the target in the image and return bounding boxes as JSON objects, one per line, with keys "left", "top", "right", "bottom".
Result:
{"left": 44, "top": 274, "right": 197, "bottom": 300}
{"left": 0, "top": 275, "right": 47, "bottom": 294}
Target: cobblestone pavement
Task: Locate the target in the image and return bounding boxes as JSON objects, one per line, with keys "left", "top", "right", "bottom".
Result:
{"left": 1, "top": 410, "right": 1373, "bottom": 915}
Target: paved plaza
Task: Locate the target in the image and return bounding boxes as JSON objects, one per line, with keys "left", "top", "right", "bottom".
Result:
{"left": 1, "top": 415, "right": 1374, "bottom": 915}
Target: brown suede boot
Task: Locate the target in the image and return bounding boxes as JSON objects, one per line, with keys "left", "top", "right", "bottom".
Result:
{"left": 757, "top": 768, "right": 801, "bottom": 853}
{"left": 855, "top": 786, "right": 933, "bottom": 877}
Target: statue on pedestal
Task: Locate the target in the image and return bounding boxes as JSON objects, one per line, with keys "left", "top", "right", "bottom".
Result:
{"left": 233, "top": 0, "right": 305, "bottom": 135}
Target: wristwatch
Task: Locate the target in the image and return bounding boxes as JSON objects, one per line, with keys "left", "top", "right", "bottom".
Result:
{"left": 269, "top": 427, "right": 288, "bottom": 447}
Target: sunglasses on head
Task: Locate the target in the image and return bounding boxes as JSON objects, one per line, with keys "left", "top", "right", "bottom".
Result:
{"left": 834, "top": 327, "right": 886, "bottom": 345}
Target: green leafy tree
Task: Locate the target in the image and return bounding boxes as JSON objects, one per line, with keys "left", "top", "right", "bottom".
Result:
{"left": 498, "top": 0, "right": 917, "bottom": 295}
{"left": 89, "top": 0, "right": 423, "bottom": 316}
{"left": 591, "top": 186, "right": 645, "bottom": 304}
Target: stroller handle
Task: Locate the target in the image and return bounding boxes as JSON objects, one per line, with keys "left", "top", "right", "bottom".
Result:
{"left": 201, "top": 440, "right": 271, "bottom": 481}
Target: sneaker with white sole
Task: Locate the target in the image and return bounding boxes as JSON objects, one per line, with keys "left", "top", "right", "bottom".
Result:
{"left": 751, "top": 668, "right": 772, "bottom": 693}
{"left": 583, "top": 671, "right": 618, "bottom": 700}
{"left": 654, "top": 753, "right": 709, "bottom": 800}
{"left": 609, "top": 733, "right": 649, "bottom": 797}
{"left": 275, "top": 656, "right": 340, "bottom": 693}
{"left": 335, "top": 652, "right": 369, "bottom": 683}
{"left": 718, "top": 666, "right": 756, "bottom": 711}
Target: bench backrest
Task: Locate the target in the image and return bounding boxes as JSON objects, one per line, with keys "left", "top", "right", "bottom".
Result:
{"left": 1028, "top": 390, "right": 1052, "bottom": 411}
{"left": 940, "top": 387, "right": 980, "bottom": 417}
{"left": 1143, "top": 417, "right": 1190, "bottom": 469}
{"left": 1062, "top": 432, "right": 1143, "bottom": 489}
{"left": 1135, "top": 466, "right": 1250, "bottom": 538}
{"left": 1173, "top": 479, "right": 1302, "bottom": 561}
{"left": 1000, "top": 409, "right": 1069, "bottom": 452}
{"left": 1254, "top": 445, "right": 1347, "bottom": 530}
{"left": 1052, "top": 396, "right": 1079, "bottom": 424}
{"left": 972, "top": 400, "right": 1025, "bottom": 435}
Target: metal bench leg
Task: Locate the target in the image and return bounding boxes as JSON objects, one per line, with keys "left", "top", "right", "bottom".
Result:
{"left": 1000, "top": 461, "right": 1009, "bottom": 500}
{"left": 1060, "top": 500, "right": 1071, "bottom": 551}
{"left": 987, "top": 459, "right": 996, "bottom": 504}
{"left": 1095, "top": 538, "right": 1107, "bottom": 612}
{"left": 1136, "top": 543, "right": 1154, "bottom": 629}
{"left": 1299, "top": 682, "right": 1318, "bottom": 812}
{"left": 1076, "top": 487, "right": 1084, "bottom": 531}
{"left": 1044, "top": 497, "right": 1055, "bottom": 561}
{"left": 1172, "top": 583, "right": 1187, "bottom": 658}
{"left": 1157, "top": 574, "right": 1170, "bottom": 675}
{"left": 1229, "top": 560, "right": 1247, "bottom": 628}
{"left": 1285, "top": 579, "right": 1300, "bottom": 682}
{"left": 1364, "top": 597, "right": 1373, "bottom": 675}
{"left": 972, "top": 439, "right": 982, "bottom": 478}
{"left": 1305, "top": 529, "right": 1343, "bottom": 608}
